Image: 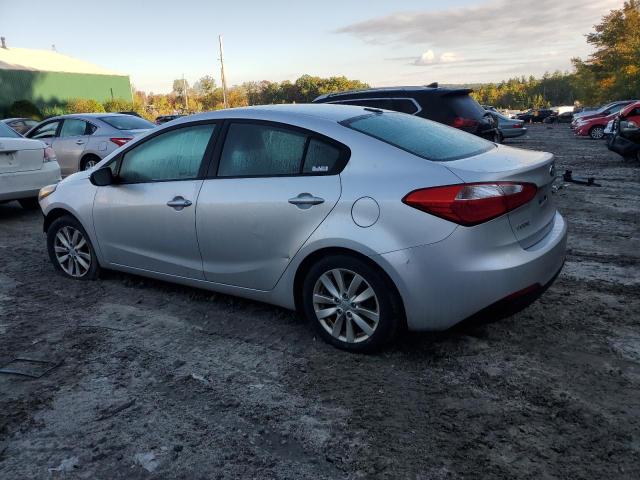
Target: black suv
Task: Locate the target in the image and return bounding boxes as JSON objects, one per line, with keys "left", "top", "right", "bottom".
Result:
{"left": 312, "top": 85, "right": 499, "bottom": 142}
{"left": 516, "top": 109, "right": 554, "bottom": 123}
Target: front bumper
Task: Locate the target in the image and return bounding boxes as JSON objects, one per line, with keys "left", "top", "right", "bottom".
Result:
{"left": 0, "top": 161, "right": 61, "bottom": 202}
{"left": 378, "top": 211, "right": 567, "bottom": 331}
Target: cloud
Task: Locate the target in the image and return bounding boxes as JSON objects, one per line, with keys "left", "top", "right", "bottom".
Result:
{"left": 414, "top": 50, "right": 435, "bottom": 65}
{"left": 335, "top": 0, "right": 621, "bottom": 51}
{"left": 411, "top": 50, "right": 460, "bottom": 65}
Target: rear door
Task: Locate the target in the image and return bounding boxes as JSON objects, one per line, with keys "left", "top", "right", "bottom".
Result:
{"left": 52, "top": 119, "right": 92, "bottom": 176}
{"left": 196, "top": 121, "right": 345, "bottom": 290}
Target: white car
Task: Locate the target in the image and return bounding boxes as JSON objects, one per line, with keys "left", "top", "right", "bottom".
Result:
{"left": 0, "top": 121, "right": 61, "bottom": 209}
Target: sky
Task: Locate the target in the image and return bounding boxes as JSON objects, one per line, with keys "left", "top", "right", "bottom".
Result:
{"left": 0, "top": 0, "right": 624, "bottom": 93}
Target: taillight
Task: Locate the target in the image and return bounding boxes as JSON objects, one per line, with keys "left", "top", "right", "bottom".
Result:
{"left": 513, "top": 123, "right": 523, "bottom": 128}
{"left": 110, "top": 137, "right": 132, "bottom": 147}
{"left": 452, "top": 117, "right": 479, "bottom": 129}
{"left": 402, "top": 182, "right": 538, "bottom": 226}
{"left": 43, "top": 146, "right": 56, "bottom": 162}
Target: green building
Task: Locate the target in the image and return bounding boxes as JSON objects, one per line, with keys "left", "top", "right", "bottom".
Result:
{"left": 0, "top": 41, "right": 132, "bottom": 115}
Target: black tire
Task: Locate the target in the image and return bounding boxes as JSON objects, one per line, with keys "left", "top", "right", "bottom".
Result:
{"left": 47, "top": 215, "right": 100, "bottom": 280}
{"left": 18, "top": 197, "right": 40, "bottom": 210}
{"left": 80, "top": 155, "right": 101, "bottom": 171}
{"left": 301, "top": 255, "right": 402, "bottom": 353}
{"left": 589, "top": 126, "right": 605, "bottom": 140}
{"left": 496, "top": 131, "right": 504, "bottom": 144}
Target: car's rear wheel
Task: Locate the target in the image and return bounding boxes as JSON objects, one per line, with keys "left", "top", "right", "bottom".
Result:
{"left": 18, "top": 198, "right": 40, "bottom": 210}
{"left": 80, "top": 155, "right": 100, "bottom": 171}
{"left": 302, "top": 255, "right": 401, "bottom": 352}
{"left": 47, "top": 215, "right": 100, "bottom": 280}
{"left": 589, "top": 126, "right": 605, "bottom": 139}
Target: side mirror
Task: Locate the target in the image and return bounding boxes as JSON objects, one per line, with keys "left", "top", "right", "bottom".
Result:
{"left": 620, "top": 121, "right": 640, "bottom": 134}
{"left": 90, "top": 166, "right": 114, "bottom": 186}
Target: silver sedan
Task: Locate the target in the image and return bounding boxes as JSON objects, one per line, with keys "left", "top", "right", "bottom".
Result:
{"left": 26, "top": 114, "right": 155, "bottom": 177}
{"left": 38, "top": 104, "right": 567, "bottom": 352}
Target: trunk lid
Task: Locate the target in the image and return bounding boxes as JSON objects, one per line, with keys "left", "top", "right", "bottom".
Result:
{"left": 0, "top": 138, "right": 45, "bottom": 174}
{"left": 444, "top": 145, "right": 557, "bottom": 248}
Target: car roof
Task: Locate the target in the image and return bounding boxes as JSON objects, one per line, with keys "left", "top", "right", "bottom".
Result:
{"left": 314, "top": 86, "right": 473, "bottom": 102}
{"left": 42, "top": 113, "right": 131, "bottom": 121}
{"left": 185, "top": 103, "right": 378, "bottom": 123}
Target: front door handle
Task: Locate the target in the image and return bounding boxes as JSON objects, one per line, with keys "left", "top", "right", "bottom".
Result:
{"left": 76, "top": 140, "right": 86, "bottom": 145}
{"left": 167, "top": 196, "right": 193, "bottom": 211}
{"left": 288, "top": 193, "right": 325, "bottom": 209}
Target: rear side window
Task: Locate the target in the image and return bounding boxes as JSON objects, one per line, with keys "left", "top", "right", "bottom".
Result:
{"left": 343, "top": 112, "right": 493, "bottom": 162}
{"left": 119, "top": 124, "right": 216, "bottom": 183}
{"left": 100, "top": 115, "right": 154, "bottom": 131}
{"left": 448, "top": 95, "right": 487, "bottom": 119}
{"left": 390, "top": 99, "right": 419, "bottom": 115}
{"left": 59, "top": 119, "right": 89, "bottom": 137}
{"left": 219, "top": 123, "right": 307, "bottom": 177}
{"left": 303, "top": 139, "right": 341, "bottom": 173}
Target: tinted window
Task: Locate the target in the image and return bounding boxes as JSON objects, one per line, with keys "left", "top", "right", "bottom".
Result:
{"left": 343, "top": 112, "right": 493, "bottom": 162}
{"left": 60, "top": 119, "right": 89, "bottom": 137}
{"left": 218, "top": 123, "right": 307, "bottom": 177}
{"left": 303, "top": 139, "right": 341, "bottom": 173}
{"left": 449, "top": 95, "right": 487, "bottom": 119}
{"left": 119, "top": 124, "right": 216, "bottom": 183}
{"left": 390, "top": 99, "right": 419, "bottom": 115}
{"left": 29, "top": 121, "right": 60, "bottom": 139}
{"left": 100, "top": 115, "right": 154, "bottom": 131}
{"left": 0, "top": 122, "right": 21, "bottom": 138}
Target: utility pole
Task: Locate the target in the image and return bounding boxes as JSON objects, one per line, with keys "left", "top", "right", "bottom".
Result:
{"left": 218, "top": 35, "right": 229, "bottom": 109}
{"left": 183, "top": 74, "right": 189, "bottom": 112}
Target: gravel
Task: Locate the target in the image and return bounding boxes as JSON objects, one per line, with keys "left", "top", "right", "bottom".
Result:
{"left": 1, "top": 124, "right": 639, "bottom": 479}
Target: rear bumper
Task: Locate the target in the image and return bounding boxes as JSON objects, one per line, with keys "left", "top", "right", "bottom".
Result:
{"left": 0, "top": 162, "right": 61, "bottom": 201}
{"left": 502, "top": 128, "right": 527, "bottom": 139}
{"left": 378, "top": 211, "right": 567, "bottom": 331}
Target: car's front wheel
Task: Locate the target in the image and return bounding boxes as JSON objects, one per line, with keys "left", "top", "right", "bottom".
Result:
{"left": 589, "top": 126, "right": 605, "bottom": 139}
{"left": 302, "top": 255, "right": 401, "bottom": 352}
{"left": 47, "top": 215, "right": 100, "bottom": 280}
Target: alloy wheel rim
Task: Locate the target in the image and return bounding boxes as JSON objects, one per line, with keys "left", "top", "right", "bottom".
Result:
{"left": 84, "top": 160, "right": 97, "bottom": 170}
{"left": 592, "top": 127, "right": 604, "bottom": 139}
{"left": 54, "top": 226, "right": 91, "bottom": 278}
{"left": 312, "top": 268, "right": 380, "bottom": 343}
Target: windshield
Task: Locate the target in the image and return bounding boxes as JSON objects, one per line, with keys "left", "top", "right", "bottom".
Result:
{"left": 100, "top": 115, "right": 154, "bottom": 131}
{"left": 342, "top": 112, "right": 494, "bottom": 162}
{"left": 0, "top": 122, "right": 22, "bottom": 138}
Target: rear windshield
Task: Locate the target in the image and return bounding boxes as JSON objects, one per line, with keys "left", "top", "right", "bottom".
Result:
{"left": 448, "top": 94, "right": 487, "bottom": 119}
{"left": 100, "top": 115, "right": 154, "bottom": 131}
{"left": 0, "top": 122, "right": 22, "bottom": 138}
{"left": 342, "top": 112, "right": 494, "bottom": 162}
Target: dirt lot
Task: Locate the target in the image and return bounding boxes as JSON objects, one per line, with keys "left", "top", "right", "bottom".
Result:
{"left": 0, "top": 123, "right": 639, "bottom": 479}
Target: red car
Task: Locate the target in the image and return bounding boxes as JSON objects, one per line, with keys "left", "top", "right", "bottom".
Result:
{"left": 573, "top": 101, "right": 636, "bottom": 139}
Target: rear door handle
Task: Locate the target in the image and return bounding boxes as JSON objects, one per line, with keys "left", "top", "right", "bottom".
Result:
{"left": 288, "top": 193, "right": 325, "bottom": 209}
{"left": 167, "top": 196, "right": 193, "bottom": 211}
{"left": 76, "top": 140, "right": 86, "bottom": 145}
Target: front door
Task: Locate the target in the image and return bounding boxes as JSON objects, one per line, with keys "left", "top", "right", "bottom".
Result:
{"left": 93, "top": 123, "right": 218, "bottom": 279}
{"left": 196, "top": 121, "right": 346, "bottom": 290}
{"left": 52, "top": 118, "right": 91, "bottom": 176}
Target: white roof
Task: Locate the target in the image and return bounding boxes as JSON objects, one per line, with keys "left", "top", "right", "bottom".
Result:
{"left": 0, "top": 47, "right": 126, "bottom": 76}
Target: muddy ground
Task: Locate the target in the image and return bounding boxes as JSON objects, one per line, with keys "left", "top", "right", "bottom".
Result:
{"left": 0, "top": 123, "right": 639, "bottom": 479}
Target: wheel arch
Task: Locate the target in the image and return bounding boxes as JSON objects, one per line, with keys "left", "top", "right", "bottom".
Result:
{"left": 43, "top": 207, "right": 78, "bottom": 232}
{"left": 80, "top": 152, "right": 102, "bottom": 170}
{"left": 292, "top": 246, "right": 407, "bottom": 327}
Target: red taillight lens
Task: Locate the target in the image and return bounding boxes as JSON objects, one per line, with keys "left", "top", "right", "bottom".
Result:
{"left": 513, "top": 123, "right": 523, "bottom": 128}
{"left": 110, "top": 137, "right": 132, "bottom": 147}
{"left": 43, "top": 146, "right": 56, "bottom": 162}
{"left": 451, "top": 117, "right": 479, "bottom": 129}
{"left": 402, "top": 182, "right": 538, "bottom": 226}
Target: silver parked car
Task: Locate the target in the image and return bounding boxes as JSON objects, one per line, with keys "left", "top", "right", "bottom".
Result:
{"left": 38, "top": 104, "right": 567, "bottom": 352}
{"left": 490, "top": 111, "right": 527, "bottom": 142}
{"left": 25, "top": 114, "right": 155, "bottom": 177}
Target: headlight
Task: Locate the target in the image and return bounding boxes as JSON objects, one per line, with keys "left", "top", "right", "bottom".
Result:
{"left": 38, "top": 184, "right": 57, "bottom": 201}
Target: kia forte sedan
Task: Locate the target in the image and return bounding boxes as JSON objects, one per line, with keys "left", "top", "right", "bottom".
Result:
{"left": 38, "top": 104, "right": 567, "bottom": 352}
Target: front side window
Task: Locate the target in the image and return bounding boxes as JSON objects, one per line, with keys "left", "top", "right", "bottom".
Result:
{"left": 119, "top": 124, "right": 216, "bottom": 183}
{"left": 29, "top": 121, "right": 60, "bottom": 139}
{"left": 60, "top": 119, "right": 89, "bottom": 137}
{"left": 343, "top": 111, "right": 493, "bottom": 162}
{"left": 218, "top": 123, "right": 307, "bottom": 177}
